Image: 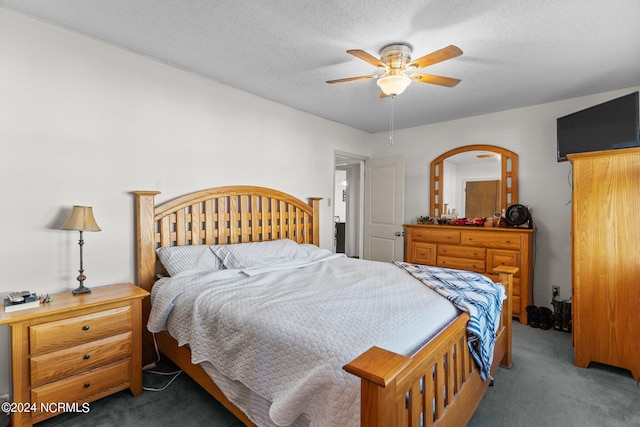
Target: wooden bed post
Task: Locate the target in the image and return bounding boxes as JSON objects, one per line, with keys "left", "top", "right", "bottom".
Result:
{"left": 494, "top": 265, "right": 517, "bottom": 369}
{"left": 343, "top": 346, "right": 412, "bottom": 427}
{"left": 308, "top": 197, "right": 322, "bottom": 246}
{"left": 133, "top": 190, "right": 160, "bottom": 367}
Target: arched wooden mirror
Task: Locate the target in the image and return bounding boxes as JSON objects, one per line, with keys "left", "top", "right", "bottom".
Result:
{"left": 430, "top": 144, "right": 518, "bottom": 218}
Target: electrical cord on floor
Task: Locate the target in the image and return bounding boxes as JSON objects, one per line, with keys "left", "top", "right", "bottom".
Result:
{"left": 142, "top": 333, "right": 162, "bottom": 371}
{"left": 143, "top": 369, "right": 183, "bottom": 392}
{"left": 141, "top": 331, "right": 183, "bottom": 392}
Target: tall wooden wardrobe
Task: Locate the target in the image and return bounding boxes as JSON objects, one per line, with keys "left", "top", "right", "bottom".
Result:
{"left": 569, "top": 147, "right": 640, "bottom": 381}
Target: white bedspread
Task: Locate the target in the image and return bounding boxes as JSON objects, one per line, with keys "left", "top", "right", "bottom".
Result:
{"left": 148, "top": 252, "right": 459, "bottom": 427}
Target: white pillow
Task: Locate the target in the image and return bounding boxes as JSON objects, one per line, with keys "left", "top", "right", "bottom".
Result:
{"left": 211, "top": 239, "right": 311, "bottom": 269}
{"left": 156, "top": 245, "right": 224, "bottom": 276}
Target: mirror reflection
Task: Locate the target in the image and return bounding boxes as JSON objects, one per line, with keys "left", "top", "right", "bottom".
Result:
{"left": 430, "top": 144, "right": 518, "bottom": 219}
{"left": 442, "top": 151, "right": 501, "bottom": 218}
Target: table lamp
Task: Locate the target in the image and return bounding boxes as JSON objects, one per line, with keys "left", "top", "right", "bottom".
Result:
{"left": 61, "top": 205, "right": 102, "bottom": 295}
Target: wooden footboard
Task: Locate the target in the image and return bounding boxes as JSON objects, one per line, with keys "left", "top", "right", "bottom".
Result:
{"left": 344, "top": 266, "right": 515, "bottom": 427}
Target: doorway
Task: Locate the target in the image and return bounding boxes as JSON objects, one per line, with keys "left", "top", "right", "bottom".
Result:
{"left": 334, "top": 151, "right": 366, "bottom": 258}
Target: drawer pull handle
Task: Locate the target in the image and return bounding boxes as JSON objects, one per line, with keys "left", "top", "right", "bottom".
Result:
{"left": 506, "top": 240, "right": 511, "bottom": 243}
{"left": 84, "top": 383, "right": 91, "bottom": 388}
{"left": 83, "top": 354, "right": 91, "bottom": 360}
{"left": 82, "top": 325, "right": 90, "bottom": 331}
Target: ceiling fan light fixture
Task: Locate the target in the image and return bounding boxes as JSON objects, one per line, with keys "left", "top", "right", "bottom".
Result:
{"left": 377, "top": 74, "right": 411, "bottom": 96}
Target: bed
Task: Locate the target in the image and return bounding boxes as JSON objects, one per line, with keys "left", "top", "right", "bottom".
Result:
{"left": 133, "top": 185, "right": 515, "bottom": 427}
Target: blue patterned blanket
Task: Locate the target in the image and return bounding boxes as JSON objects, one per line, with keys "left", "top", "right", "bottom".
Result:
{"left": 394, "top": 262, "right": 506, "bottom": 381}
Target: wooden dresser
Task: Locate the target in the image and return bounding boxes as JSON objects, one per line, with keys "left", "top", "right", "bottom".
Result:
{"left": 569, "top": 148, "right": 640, "bottom": 381}
{"left": 404, "top": 224, "right": 534, "bottom": 324}
{"left": 0, "top": 283, "right": 149, "bottom": 427}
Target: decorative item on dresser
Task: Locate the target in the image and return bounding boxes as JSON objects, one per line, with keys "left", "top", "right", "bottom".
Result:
{"left": 133, "top": 185, "right": 516, "bottom": 427}
{"left": 0, "top": 283, "right": 149, "bottom": 427}
{"left": 568, "top": 147, "right": 640, "bottom": 381}
{"left": 404, "top": 223, "right": 534, "bottom": 324}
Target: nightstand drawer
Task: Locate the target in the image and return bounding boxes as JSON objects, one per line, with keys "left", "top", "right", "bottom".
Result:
{"left": 29, "top": 306, "right": 132, "bottom": 354}
{"left": 30, "top": 332, "right": 132, "bottom": 386}
{"left": 31, "top": 359, "right": 131, "bottom": 411}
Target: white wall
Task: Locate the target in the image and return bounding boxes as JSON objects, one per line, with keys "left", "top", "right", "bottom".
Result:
{"left": 0, "top": 9, "right": 372, "bottom": 395}
{"left": 370, "top": 85, "right": 640, "bottom": 314}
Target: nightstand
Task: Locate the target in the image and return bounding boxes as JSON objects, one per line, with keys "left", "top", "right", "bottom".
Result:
{"left": 0, "top": 283, "right": 149, "bottom": 427}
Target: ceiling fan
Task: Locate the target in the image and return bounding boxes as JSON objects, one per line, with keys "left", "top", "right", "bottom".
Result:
{"left": 326, "top": 43, "right": 463, "bottom": 97}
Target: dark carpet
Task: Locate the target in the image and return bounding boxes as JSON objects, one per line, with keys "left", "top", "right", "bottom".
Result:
{"left": 35, "top": 322, "right": 639, "bottom": 426}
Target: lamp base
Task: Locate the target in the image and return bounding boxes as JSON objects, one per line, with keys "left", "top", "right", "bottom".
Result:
{"left": 72, "top": 284, "right": 92, "bottom": 296}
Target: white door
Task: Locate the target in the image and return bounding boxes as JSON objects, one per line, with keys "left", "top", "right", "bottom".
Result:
{"left": 363, "top": 155, "right": 405, "bottom": 261}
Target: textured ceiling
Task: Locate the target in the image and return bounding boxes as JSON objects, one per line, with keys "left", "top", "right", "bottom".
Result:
{"left": 2, "top": 0, "right": 639, "bottom": 133}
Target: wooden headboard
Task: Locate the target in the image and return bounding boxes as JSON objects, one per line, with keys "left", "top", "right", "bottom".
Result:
{"left": 133, "top": 185, "right": 322, "bottom": 292}
{"left": 133, "top": 186, "right": 321, "bottom": 365}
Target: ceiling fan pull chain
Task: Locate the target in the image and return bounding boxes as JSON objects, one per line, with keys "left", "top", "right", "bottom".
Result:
{"left": 389, "top": 94, "right": 395, "bottom": 146}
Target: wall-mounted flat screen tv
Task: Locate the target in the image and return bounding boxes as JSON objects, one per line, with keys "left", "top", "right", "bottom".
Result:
{"left": 557, "top": 91, "right": 639, "bottom": 162}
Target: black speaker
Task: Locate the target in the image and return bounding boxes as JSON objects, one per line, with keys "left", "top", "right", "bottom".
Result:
{"left": 504, "top": 204, "right": 532, "bottom": 228}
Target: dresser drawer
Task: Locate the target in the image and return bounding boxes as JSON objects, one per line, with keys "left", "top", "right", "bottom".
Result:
{"left": 437, "top": 244, "right": 485, "bottom": 260}
{"left": 31, "top": 359, "right": 131, "bottom": 412}
{"left": 30, "top": 332, "right": 132, "bottom": 386}
{"left": 410, "top": 242, "right": 436, "bottom": 264}
{"left": 487, "top": 249, "right": 521, "bottom": 277}
{"left": 410, "top": 228, "right": 460, "bottom": 244}
{"left": 486, "top": 274, "right": 521, "bottom": 296}
{"left": 30, "top": 306, "right": 132, "bottom": 354}
{"left": 511, "top": 295, "right": 521, "bottom": 315}
{"left": 461, "top": 231, "right": 521, "bottom": 249}
{"left": 437, "top": 256, "right": 485, "bottom": 273}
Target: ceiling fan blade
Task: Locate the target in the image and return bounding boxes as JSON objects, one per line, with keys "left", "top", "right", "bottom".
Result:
{"left": 410, "top": 73, "right": 461, "bottom": 87}
{"left": 347, "top": 49, "right": 388, "bottom": 68}
{"left": 406, "top": 45, "right": 463, "bottom": 69}
{"left": 326, "top": 74, "right": 378, "bottom": 84}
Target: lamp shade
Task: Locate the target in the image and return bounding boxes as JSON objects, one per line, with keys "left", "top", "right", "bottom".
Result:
{"left": 61, "top": 206, "right": 101, "bottom": 232}
{"left": 376, "top": 73, "right": 411, "bottom": 96}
